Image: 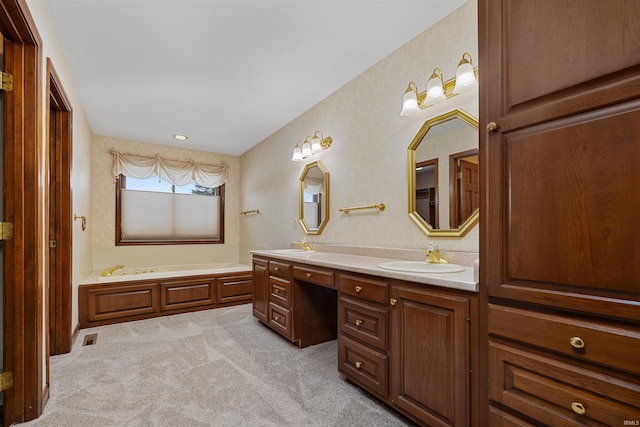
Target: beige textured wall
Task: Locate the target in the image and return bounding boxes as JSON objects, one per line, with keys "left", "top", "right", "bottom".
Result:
{"left": 92, "top": 135, "right": 241, "bottom": 269}
{"left": 240, "top": 1, "right": 478, "bottom": 261}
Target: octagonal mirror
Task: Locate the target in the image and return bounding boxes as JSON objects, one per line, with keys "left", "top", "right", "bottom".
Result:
{"left": 299, "top": 160, "right": 329, "bottom": 235}
{"left": 408, "top": 109, "right": 479, "bottom": 237}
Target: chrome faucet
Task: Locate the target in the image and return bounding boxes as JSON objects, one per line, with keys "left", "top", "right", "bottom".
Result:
{"left": 100, "top": 264, "right": 124, "bottom": 277}
{"left": 425, "top": 242, "right": 449, "bottom": 264}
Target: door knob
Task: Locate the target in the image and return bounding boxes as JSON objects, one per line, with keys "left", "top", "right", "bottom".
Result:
{"left": 487, "top": 121, "right": 498, "bottom": 132}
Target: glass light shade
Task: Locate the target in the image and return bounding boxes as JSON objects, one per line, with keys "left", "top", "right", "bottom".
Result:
{"left": 453, "top": 62, "right": 477, "bottom": 94}
{"left": 291, "top": 144, "right": 303, "bottom": 161}
{"left": 400, "top": 83, "right": 420, "bottom": 116}
{"left": 426, "top": 74, "right": 446, "bottom": 105}
{"left": 301, "top": 140, "right": 312, "bottom": 157}
{"left": 311, "top": 136, "right": 322, "bottom": 153}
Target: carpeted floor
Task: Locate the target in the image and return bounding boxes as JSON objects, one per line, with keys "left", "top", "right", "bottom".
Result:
{"left": 19, "top": 304, "right": 412, "bottom": 426}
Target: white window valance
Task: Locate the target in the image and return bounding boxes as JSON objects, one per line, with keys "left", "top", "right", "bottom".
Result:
{"left": 111, "top": 149, "right": 228, "bottom": 188}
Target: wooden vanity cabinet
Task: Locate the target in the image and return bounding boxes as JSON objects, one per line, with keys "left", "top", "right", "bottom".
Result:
{"left": 480, "top": 1, "right": 640, "bottom": 424}
{"left": 253, "top": 257, "right": 337, "bottom": 348}
{"left": 252, "top": 257, "right": 269, "bottom": 323}
{"left": 338, "top": 272, "right": 390, "bottom": 399}
{"left": 390, "top": 282, "right": 476, "bottom": 427}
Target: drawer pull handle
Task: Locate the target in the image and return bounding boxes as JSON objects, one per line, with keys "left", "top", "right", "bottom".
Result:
{"left": 274, "top": 267, "right": 280, "bottom": 271}
{"left": 274, "top": 288, "right": 279, "bottom": 293}
{"left": 570, "top": 336, "right": 585, "bottom": 349}
{"left": 571, "top": 402, "right": 586, "bottom": 415}
{"left": 306, "top": 272, "right": 312, "bottom": 278}
{"left": 355, "top": 285, "right": 362, "bottom": 293}
{"left": 355, "top": 319, "right": 363, "bottom": 326}
{"left": 390, "top": 298, "right": 397, "bottom": 306}
{"left": 355, "top": 361, "right": 362, "bottom": 369}
{"left": 274, "top": 315, "right": 280, "bottom": 322}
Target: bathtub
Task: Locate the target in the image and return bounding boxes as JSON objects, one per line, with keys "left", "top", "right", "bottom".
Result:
{"left": 82, "top": 262, "right": 251, "bottom": 284}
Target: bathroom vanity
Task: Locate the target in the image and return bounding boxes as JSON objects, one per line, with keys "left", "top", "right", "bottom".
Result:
{"left": 252, "top": 250, "right": 479, "bottom": 427}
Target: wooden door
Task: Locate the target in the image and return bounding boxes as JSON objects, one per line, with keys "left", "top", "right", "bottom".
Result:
{"left": 458, "top": 159, "right": 478, "bottom": 227}
{"left": 480, "top": 0, "right": 640, "bottom": 320}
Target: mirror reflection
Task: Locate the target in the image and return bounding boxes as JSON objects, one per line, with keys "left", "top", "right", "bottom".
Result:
{"left": 408, "top": 109, "right": 479, "bottom": 237}
{"left": 299, "top": 160, "right": 329, "bottom": 234}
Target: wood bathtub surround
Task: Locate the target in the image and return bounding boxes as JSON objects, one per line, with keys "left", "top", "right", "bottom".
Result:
{"left": 253, "top": 253, "right": 479, "bottom": 426}
{"left": 79, "top": 271, "right": 252, "bottom": 328}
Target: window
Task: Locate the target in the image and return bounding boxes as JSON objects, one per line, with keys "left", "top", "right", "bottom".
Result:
{"left": 116, "top": 175, "right": 224, "bottom": 245}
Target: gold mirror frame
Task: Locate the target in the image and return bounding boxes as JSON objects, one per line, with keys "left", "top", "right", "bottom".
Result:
{"left": 299, "top": 160, "right": 330, "bottom": 235}
{"left": 407, "top": 109, "right": 479, "bottom": 237}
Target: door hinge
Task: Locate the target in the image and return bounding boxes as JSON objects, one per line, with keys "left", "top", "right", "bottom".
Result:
{"left": 1, "top": 71, "right": 14, "bottom": 91}
{"left": 0, "top": 372, "right": 13, "bottom": 391}
{"left": 0, "top": 222, "right": 13, "bottom": 240}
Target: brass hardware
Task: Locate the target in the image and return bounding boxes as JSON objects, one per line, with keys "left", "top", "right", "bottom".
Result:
{"left": 49, "top": 240, "right": 57, "bottom": 248}
{"left": 355, "top": 286, "right": 362, "bottom": 293}
{"left": 571, "top": 402, "right": 586, "bottom": 415}
{"left": 0, "top": 372, "right": 13, "bottom": 391}
{"left": 339, "top": 203, "right": 385, "bottom": 214}
{"left": 570, "top": 336, "right": 585, "bottom": 349}
{"left": 274, "top": 289, "right": 279, "bottom": 294}
{"left": 0, "top": 222, "right": 14, "bottom": 240}
{"left": 425, "top": 248, "right": 449, "bottom": 264}
{"left": 390, "top": 298, "right": 397, "bottom": 306}
{"left": 274, "top": 267, "right": 280, "bottom": 271}
{"left": 240, "top": 209, "right": 260, "bottom": 215}
{"left": 355, "top": 361, "right": 362, "bottom": 369}
{"left": 0, "top": 71, "right": 14, "bottom": 91}
{"left": 274, "top": 315, "right": 280, "bottom": 322}
{"left": 487, "top": 121, "right": 498, "bottom": 132}
{"left": 306, "top": 272, "right": 312, "bottom": 278}
{"left": 100, "top": 264, "right": 124, "bottom": 277}
{"left": 74, "top": 214, "right": 87, "bottom": 231}
{"left": 355, "top": 320, "right": 363, "bottom": 326}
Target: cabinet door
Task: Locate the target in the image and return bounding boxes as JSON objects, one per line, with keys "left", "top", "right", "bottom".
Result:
{"left": 481, "top": 0, "right": 640, "bottom": 320}
{"left": 390, "top": 285, "right": 470, "bottom": 427}
{"left": 252, "top": 258, "right": 268, "bottom": 323}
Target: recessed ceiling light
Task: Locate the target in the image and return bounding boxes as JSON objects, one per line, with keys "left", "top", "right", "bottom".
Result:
{"left": 173, "top": 133, "right": 189, "bottom": 141}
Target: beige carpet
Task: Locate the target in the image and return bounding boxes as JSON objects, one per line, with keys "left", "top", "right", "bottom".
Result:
{"left": 19, "top": 304, "right": 412, "bottom": 426}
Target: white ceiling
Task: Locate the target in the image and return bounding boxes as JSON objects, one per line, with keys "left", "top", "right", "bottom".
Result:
{"left": 44, "top": 0, "right": 467, "bottom": 156}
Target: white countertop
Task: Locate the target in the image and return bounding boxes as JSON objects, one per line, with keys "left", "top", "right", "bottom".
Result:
{"left": 251, "top": 250, "right": 478, "bottom": 293}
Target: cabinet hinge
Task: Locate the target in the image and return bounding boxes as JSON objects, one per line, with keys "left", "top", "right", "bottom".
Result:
{"left": 1, "top": 71, "right": 14, "bottom": 91}
{"left": 0, "top": 372, "right": 13, "bottom": 391}
{"left": 0, "top": 222, "right": 14, "bottom": 240}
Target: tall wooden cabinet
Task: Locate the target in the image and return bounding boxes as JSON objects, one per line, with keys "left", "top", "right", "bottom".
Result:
{"left": 479, "top": 1, "right": 640, "bottom": 425}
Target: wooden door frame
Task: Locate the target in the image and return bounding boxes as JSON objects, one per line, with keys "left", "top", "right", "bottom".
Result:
{"left": 449, "top": 148, "right": 478, "bottom": 229}
{"left": 0, "top": 0, "right": 45, "bottom": 424}
{"left": 46, "top": 58, "right": 72, "bottom": 357}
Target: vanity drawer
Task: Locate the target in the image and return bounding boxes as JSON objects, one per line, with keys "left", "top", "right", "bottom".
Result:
{"left": 338, "top": 273, "right": 389, "bottom": 305}
{"left": 339, "top": 296, "right": 388, "bottom": 350}
{"left": 489, "top": 341, "right": 640, "bottom": 426}
{"left": 489, "top": 304, "right": 640, "bottom": 374}
{"left": 338, "top": 334, "right": 388, "bottom": 399}
{"left": 269, "top": 260, "right": 291, "bottom": 278}
{"left": 268, "top": 302, "right": 292, "bottom": 339}
{"left": 269, "top": 276, "right": 291, "bottom": 308}
{"left": 293, "top": 265, "right": 334, "bottom": 288}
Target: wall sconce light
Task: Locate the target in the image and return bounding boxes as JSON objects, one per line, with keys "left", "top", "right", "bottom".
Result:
{"left": 291, "top": 131, "right": 332, "bottom": 161}
{"left": 400, "top": 52, "right": 478, "bottom": 117}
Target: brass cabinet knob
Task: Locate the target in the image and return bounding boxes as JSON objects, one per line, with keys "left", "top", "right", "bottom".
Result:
{"left": 306, "top": 272, "right": 312, "bottom": 278}
{"left": 355, "top": 319, "right": 363, "bottom": 326}
{"left": 355, "top": 361, "right": 362, "bottom": 369}
{"left": 570, "top": 336, "right": 585, "bottom": 349}
{"left": 274, "top": 288, "right": 279, "bottom": 294}
{"left": 355, "top": 285, "right": 362, "bottom": 293}
{"left": 487, "top": 121, "right": 498, "bottom": 132}
{"left": 390, "top": 298, "right": 397, "bottom": 306}
{"left": 274, "top": 266, "right": 280, "bottom": 271}
{"left": 571, "top": 402, "right": 586, "bottom": 415}
{"left": 274, "top": 315, "right": 280, "bottom": 322}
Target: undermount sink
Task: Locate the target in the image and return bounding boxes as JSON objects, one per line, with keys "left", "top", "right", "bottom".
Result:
{"left": 378, "top": 261, "right": 465, "bottom": 274}
{"left": 269, "top": 249, "right": 315, "bottom": 255}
